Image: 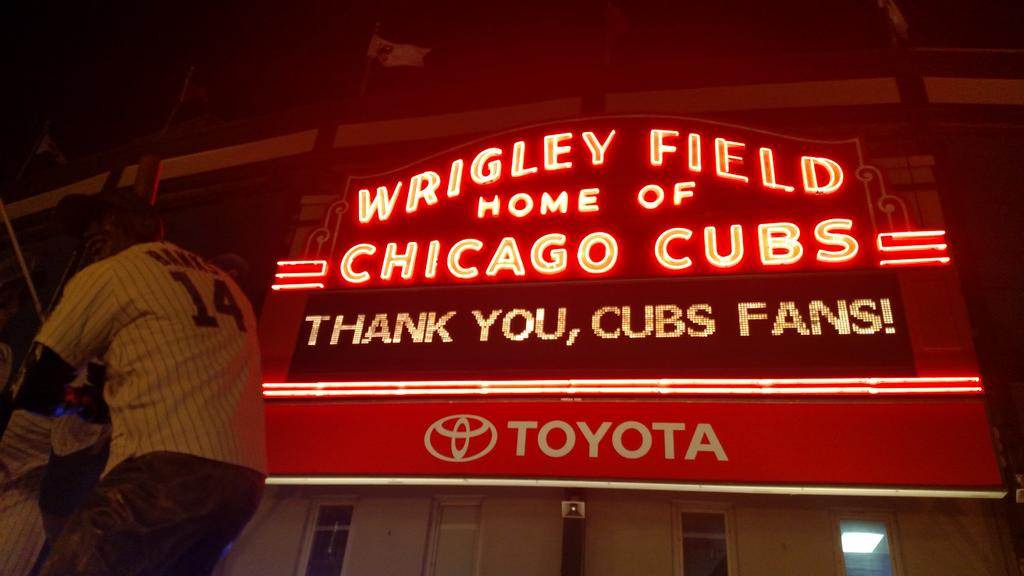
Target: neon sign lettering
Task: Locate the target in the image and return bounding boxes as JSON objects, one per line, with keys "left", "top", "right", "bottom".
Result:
{"left": 279, "top": 219, "right": 878, "bottom": 286}
{"left": 356, "top": 128, "right": 844, "bottom": 225}
{"left": 275, "top": 122, "right": 952, "bottom": 291}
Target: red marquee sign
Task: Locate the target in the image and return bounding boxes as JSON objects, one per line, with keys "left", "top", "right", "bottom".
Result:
{"left": 260, "top": 117, "right": 976, "bottom": 395}
{"left": 266, "top": 399, "right": 1002, "bottom": 495}
{"left": 257, "top": 117, "right": 999, "bottom": 494}
{"left": 273, "top": 117, "right": 949, "bottom": 292}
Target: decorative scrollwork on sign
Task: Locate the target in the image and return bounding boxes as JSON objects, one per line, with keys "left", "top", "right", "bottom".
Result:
{"left": 304, "top": 196, "right": 350, "bottom": 258}
{"left": 857, "top": 164, "right": 909, "bottom": 233}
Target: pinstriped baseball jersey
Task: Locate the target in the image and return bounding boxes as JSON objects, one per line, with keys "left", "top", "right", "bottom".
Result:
{"left": 34, "top": 241, "right": 266, "bottom": 475}
{"left": 0, "top": 468, "right": 45, "bottom": 576}
{"left": 0, "top": 413, "right": 50, "bottom": 576}
{"left": 0, "top": 410, "right": 51, "bottom": 483}
{"left": 0, "top": 409, "right": 106, "bottom": 575}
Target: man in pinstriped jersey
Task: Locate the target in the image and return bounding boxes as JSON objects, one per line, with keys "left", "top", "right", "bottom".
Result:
{"left": 0, "top": 276, "right": 49, "bottom": 576}
{"left": 0, "top": 372, "right": 110, "bottom": 575}
{"left": 12, "top": 188, "right": 267, "bottom": 575}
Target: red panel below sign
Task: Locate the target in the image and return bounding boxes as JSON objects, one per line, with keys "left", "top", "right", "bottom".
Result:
{"left": 265, "top": 399, "right": 1002, "bottom": 490}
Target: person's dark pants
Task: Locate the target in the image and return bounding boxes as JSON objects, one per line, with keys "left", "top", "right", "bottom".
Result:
{"left": 40, "top": 451, "right": 265, "bottom": 576}
{"left": 39, "top": 438, "right": 111, "bottom": 542}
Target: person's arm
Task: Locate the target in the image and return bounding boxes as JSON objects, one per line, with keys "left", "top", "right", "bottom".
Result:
{"left": 12, "top": 344, "right": 77, "bottom": 415}
{"left": 17, "top": 260, "right": 123, "bottom": 415}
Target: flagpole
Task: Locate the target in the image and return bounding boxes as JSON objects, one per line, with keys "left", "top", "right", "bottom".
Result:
{"left": 604, "top": 0, "right": 612, "bottom": 68}
{"left": 0, "top": 202, "right": 44, "bottom": 322}
{"left": 161, "top": 66, "right": 196, "bottom": 135}
{"left": 0, "top": 122, "right": 52, "bottom": 322}
{"left": 14, "top": 121, "right": 53, "bottom": 182}
{"left": 357, "top": 22, "right": 381, "bottom": 98}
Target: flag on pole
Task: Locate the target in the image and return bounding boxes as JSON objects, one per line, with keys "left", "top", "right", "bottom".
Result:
{"left": 606, "top": 1, "right": 629, "bottom": 39}
{"left": 34, "top": 132, "right": 66, "bottom": 165}
{"left": 367, "top": 34, "right": 431, "bottom": 68}
{"left": 604, "top": 1, "right": 630, "bottom": 66}
{"left": 182, "top": 78, "right": 209, "bottom": 106}
{"left": 879, "top": 0, "right": 909, "bottom": 43}
{"left": 162, "top": 66, "right": 210, "bottom": 134}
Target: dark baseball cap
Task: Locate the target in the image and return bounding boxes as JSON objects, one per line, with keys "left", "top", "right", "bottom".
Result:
{"left": 55, "top": 188, "right": 160, "bottom": 238}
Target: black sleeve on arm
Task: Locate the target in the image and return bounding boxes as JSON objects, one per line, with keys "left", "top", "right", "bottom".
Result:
{"left": 12, "top": 344, "right": 77, "bottom": 415}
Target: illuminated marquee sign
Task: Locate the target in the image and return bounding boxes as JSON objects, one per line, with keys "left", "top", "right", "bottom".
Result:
{"left": 274, "top": 117, "right": 949, "bottom": 292}
{"left": 259, "top": 117, "right": 999, "bottom": 494}
{"left": 261, "top": 117, "right": 977, "bottom": 397}
{"left": 265, "top": 399, "right": 1003, "bottom": 495}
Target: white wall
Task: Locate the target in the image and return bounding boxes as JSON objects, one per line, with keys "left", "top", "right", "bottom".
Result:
{"left": 478, "top": 494, "right": 562, "bottom": 576}
{"left": 897, "top": 499, "right": 1015, "bottom": 576}
{"left": 217, "top": 487, "right": 1015, "bottom": 576}
{"left": 342, "top": 496, "right": 433, "bottom": 576}
{"left": 585, "top": 491, "right": 675, "bottom": 576}
{"left": 216, "top": 486, "right": 315, "bottom": 576}
{"left": 733, "top": 505, "right": 837, "bottom": 576}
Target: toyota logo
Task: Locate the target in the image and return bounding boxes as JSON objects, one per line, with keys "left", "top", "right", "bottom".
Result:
{"left": 424, "top": 414, "right": 497, "bottom": 462}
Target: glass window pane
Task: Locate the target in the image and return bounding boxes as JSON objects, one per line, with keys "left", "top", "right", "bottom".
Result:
{"left": 682, "top": 511, "right": 728, "bottom": 576}
{"left": 683, "top": 537, "right": 728, "bottom": 576}
{"left": 432, "top": 504, "right": 480, "bottom": 576}
{"left": 305, "top": 505, "right": 353, "bottom": 576}
{"left": 317, "top": 506, "right": 352, "bottom": 526}
{"left": 839, "top": 519, "right": 893, "bottom": 576}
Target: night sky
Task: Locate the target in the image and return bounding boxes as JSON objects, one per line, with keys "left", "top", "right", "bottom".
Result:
{"left": 5, "top": 0, "right": 1022, "bottom": 182}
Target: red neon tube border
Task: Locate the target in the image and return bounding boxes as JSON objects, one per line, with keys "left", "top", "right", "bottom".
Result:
{"left": 262, "top": 376, "right": 982, "bottom": 398}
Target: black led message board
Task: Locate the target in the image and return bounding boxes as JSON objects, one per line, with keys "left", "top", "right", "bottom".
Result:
{"left": 288, "top": 272, "right": 912, "bottom": 381}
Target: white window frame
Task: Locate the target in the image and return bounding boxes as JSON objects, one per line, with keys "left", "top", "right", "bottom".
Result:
{"left": 422, "top": 495, "right": 485, "bottom": 576}
{"left": 832, "top": 510, "right": 904, "bottom": 576}
{"left": 671, "top": 501, "right": 738, "bottom": 576}
{"left": 295, "top": 497, "right": 359, "bottom": 576}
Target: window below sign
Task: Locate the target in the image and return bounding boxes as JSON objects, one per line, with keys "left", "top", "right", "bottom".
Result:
{"left": 673, "top": 504, "right": 736, "bottom": 576}
{"left": 835, "top": 515, "right": 902, "bottom": 576}
{"left": 303, "top": 503, "right": 354, "bottom": 576}
{"left": 424, "top": 496, "right": 483, "bottom": 576}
